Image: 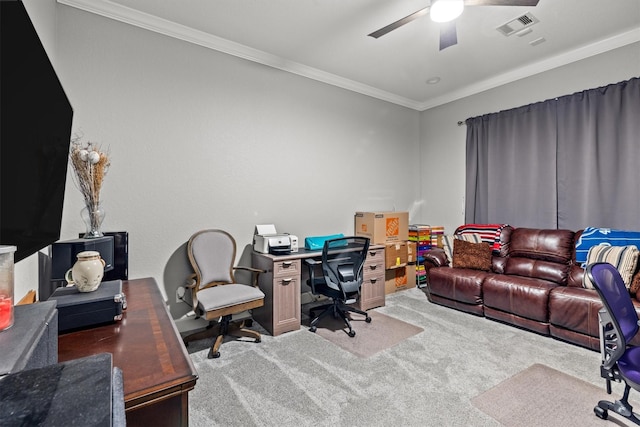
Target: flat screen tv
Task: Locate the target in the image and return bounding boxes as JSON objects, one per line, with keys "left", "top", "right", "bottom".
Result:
{"left": 0, "top": 1, "right": 74, "bottom": 262}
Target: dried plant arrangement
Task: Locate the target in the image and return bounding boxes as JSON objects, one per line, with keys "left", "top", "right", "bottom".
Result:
{"left": 69, "top": 134, "right": 111, "bottom": 237}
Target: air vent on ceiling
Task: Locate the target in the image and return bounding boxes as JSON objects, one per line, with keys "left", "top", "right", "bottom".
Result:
{"left": 496, "top": 12, "right": 539, "bottom": 37}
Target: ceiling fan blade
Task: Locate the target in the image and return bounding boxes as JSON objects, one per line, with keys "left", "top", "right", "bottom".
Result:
{"left": 463, "top": 0, "right": 539, "bottom": 6}
{"left": 368, "top": 7, "right": 430, "bottom": 39}
{"left": 439, "top": 21, "right": 458, "bottom": 51}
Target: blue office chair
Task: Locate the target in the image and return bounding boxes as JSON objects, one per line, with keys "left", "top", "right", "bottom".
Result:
{"left": 587, "top": 262, "right": 640, "bottom": 424}
{"left": 305, "top": 236, "right": 371, "bottom": 337}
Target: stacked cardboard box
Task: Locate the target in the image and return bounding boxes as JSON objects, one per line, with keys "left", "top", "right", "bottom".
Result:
{"left": 383, "top": 240, "right": 416, "bottom": 294}
{"left": 354, "top": 211, "right": 415, "bottom": 294}
{"left": 354, "top": 211, "right": 408, "bottom": 244}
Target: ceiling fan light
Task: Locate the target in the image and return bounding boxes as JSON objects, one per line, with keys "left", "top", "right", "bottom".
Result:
{"left": 430, "top": 0, "right": 464, "bottom": 23}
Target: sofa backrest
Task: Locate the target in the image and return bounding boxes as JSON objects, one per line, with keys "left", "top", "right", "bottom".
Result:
{"left": 504, "top": 228, "right": 575, "bottom": 285}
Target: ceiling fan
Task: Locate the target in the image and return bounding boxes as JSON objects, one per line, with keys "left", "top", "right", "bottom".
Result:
{"left": 368, "top": 0, "right": 540, "bottom": 51}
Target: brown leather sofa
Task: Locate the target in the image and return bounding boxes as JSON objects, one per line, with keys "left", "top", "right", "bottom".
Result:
{"left": 423, "top": 226, "right": 640, "bottom": 351}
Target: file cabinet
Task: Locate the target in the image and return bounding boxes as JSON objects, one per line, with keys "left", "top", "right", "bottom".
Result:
{"left": 358, "top": 246, "right": 385, "bottom": 311}
{"left": 251, "top": 245, "right": 385, "bottom": 336}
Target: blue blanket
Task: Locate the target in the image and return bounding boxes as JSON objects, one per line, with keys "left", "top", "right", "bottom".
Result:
{"left": 575, "top": 227, "right": 640, "bottom": 266}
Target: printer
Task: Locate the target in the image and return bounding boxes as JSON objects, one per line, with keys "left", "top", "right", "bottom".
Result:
{"left": 253, "top": 224, "right": 298, "bottom": 255}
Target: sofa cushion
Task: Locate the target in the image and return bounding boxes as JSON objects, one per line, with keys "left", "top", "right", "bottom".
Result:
{"left": 427, "top": 267, "right": 489, "bottom": 305}
{"left": 452, "top": 239, "right": 492, "bottom": 271}
{"left": 548, "top": 287, "right": 602, "bottom": 338}
{"left": 509, "top": 228, "right": 575, "bottom": 264}
{"left": 582, "top": 244, "right": 639, "bottom": 289}
{"left": 483, "top": 274, "right": 558, "bottom": 322}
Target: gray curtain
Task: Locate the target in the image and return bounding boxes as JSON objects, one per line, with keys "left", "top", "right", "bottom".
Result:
{"left": 465, "top": 77, "right": 640, "bottom": 230}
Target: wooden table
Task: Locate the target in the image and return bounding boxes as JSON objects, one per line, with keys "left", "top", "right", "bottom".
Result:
{"left": 58, "top": 278, "right": 198, "bottom": 427}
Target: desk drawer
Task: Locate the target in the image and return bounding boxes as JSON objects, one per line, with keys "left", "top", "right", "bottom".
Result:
{"left": 360, "top": 245, "right": 385, "bottom": 311}
{"left": 363, "top": 262, "right": 383, "bottom": 279}
{"left": 273, "top": 260, "right": 300, "bottom": 277}
{"left": 366, "top": 248, "right": 384, "bottom": 263}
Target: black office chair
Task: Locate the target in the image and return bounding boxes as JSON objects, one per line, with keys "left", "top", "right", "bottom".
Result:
{"left": 587, "top": 262, "right": 640, "bottom": 424}
{"left": 305, "top": 236, "right": 371, "bottom": 337}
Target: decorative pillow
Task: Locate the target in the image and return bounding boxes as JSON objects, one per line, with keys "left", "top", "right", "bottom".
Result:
{"left": 630, "top": 271, "right": 640, "bottom": 296}
{"left": 442, "top": 233, "right": 482, "bottom": 264}
{"left": 582, "top": 244, "right": 639, "bottom": 290}
{"left": 455, "top": 223, "right": 509, "bottom": 254}
{"left": 452, "top": 239, "right": 492, "bottom": 271}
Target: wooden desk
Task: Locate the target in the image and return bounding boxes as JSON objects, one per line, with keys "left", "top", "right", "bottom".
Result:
{"left": 58, "top": 278, "right": 198, "bottom": 427}
{"left": 252, "top": 245, "right": 385, "bottom": 336}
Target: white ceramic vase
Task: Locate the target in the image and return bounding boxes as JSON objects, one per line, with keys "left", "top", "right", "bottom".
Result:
{"left": 65, "top": 250, "right": 105, "bottom": 292}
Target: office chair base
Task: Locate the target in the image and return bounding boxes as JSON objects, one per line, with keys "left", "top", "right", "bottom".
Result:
{"left": 595, "top": 399, "right": 640, "bottom": 425}
{"left": 198, "top": 315, "right": 261, "bottom": 359}
{"left": 308, "top": 302, "right": 371, "bottom": 337}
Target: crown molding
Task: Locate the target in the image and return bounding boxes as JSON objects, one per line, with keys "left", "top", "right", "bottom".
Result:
{"left": 58, "top": 0, "right": 639, "bottom": 112}
{"left": 417, "top": 27, "right": 640, "bottom": 111}
{"left": 56, "top": 0, "right": 423, "bottom": 110}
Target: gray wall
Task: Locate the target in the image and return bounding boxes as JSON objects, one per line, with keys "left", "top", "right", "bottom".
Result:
{"left": 18, "top": 4, "right": 421, "bottom": 300}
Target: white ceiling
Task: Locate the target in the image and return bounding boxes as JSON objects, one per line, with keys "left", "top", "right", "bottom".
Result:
{"left": 59, "top": 0, "right": 640, "bottom": 110}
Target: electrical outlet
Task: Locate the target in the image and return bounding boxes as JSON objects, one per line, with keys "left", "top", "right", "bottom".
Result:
{"left": 176, "top": 286, "right": 185, "bottom": 303}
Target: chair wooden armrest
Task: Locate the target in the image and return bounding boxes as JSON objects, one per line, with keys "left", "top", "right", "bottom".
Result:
{"left": 234, "top": 266, "right": 265, "bottom": 287}
{"left": 185, "top": 273, "right": 197, "bottom": 289}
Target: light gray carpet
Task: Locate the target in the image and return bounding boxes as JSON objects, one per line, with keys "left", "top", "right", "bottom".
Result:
{"left": 472, "top": 363, "right": 637, "bottom": 426}
{"left": 187, "top": 288, "right": 634, "bottom": 426}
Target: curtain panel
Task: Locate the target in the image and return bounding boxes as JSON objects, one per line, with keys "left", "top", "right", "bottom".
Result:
{"left": 465, "top": 77, "right": 640, "bottom": 230}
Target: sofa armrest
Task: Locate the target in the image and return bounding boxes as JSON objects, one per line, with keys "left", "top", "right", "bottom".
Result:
{"left": 567, "top": 264, "right": 585, "bottom": 288}
{"left": 423, "top": 248, "right": 449, "bottom": 268}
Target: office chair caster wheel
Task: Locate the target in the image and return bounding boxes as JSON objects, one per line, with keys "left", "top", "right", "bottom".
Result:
{"left": 365, "top": 316, "right": 372, "bottom": 323}
{"left": 208, "top": 349, "right": 221, "bottom": 359}
{"left": 309, "top": 326, "right": 317, "bottom": 333}
{"left": 255, "top": 337, "right": 261, "bottom": 343}
{"left": 348, "top": 330, "right": 356, "bottom": 337}
{"left": 594, "top": 406, "right": 608, "bottom": 420}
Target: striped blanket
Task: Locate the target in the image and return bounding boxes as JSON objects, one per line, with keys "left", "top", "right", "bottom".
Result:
{"left": 575, "top": 227, "right": 640, "bottom": 266}
{"left": 455, "top": 223, "right": 509, "bottom": 254}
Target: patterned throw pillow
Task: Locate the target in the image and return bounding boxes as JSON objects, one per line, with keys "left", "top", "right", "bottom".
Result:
{"left": 631, "top": 271, "right": 640, "bottom": 295}
{"left": 452, "top": 239, "right": 492, "bottom": 271}
{"left": 442, "top": 233, "right": 482, "bottom": 264}
{"left": 582, "top": 244, "right": 640, "bottom": 290}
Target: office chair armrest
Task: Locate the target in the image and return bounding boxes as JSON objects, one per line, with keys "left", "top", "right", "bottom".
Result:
{"left": 234, "top": 266, "right": 265, "bottom": 287}
{"left": 304, "top": 259, "right": 322, "bottom": 294}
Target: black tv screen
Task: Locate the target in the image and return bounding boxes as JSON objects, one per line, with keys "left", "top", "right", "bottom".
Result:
{"left": 0, "top": 1, "right": 74, "bottom": 262}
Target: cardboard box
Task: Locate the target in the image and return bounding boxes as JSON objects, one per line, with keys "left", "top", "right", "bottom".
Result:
{"left": 407, "top": 241, "right": 417, "bottom": 263}
{"left": 385, "top": 241, "right": 408, "bottom": 269}
{"left": 384, "top": 265, "right": 416, "bottom": 294}
{"left": 407, "top": 264, "right": 417, "bottom": 288}
{"left": 355, "top": 211, "right": 409, "bottom": 244}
